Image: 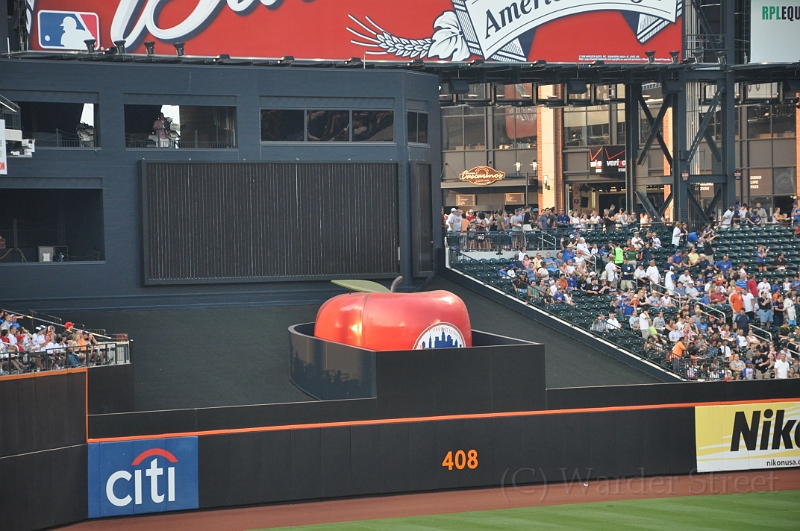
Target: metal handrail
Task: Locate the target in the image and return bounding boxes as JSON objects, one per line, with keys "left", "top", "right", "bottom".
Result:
{"left": 1, "top": 340, "right": 129, "bottom": 376}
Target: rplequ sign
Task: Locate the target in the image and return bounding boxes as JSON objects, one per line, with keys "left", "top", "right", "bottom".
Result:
{"left": 695, "top": 401, "right": 800, "bottom": 473}
{"left": 751, "top": 0, "right": 800, "bottom": 63}
{"left": 26, "top": 0, "right": 683, "bottom": 63}
{"left": 460, "top": 166, "right": 505, "bottom": 186}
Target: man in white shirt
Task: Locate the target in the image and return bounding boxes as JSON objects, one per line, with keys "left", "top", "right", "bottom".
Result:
{"left": 757, "top": 279, "right": 771, "bottom": 295}
{"left": 44, "top": 336, "right": 64, "bottom": 369}
{"left": 634, "top": 264, "right": 648, "bottom": 287}
{"left": 774, "top": 352, "right": 790, "bottom": 379}
{"left": 668, "top": 328, "right": 683, "bottom": 342}
{"left": 605, "top": 261, "right": 619, "bottom": 288}
{"left": 742, "top": 291, "right": 756, "bottom": 318}
{"left": 678, "top": 272, "right": 693, "bottom": 286}
{"left": 628, "top": 309, "right": 639, "bottom": 330}
{"left": 639, "top": 311, "right": 651, "bottom": 338}
{"left": 646, "top": 260, "right": 660, "bottom": 285}
{"left": 664, "top": 267, "right": 676, "bottom": 292}
{"left": 631, "top": 232, "right": 643, "bottom": 250}
{"left": 672, "top": 225, "right": 682, "bottom": 247}
{"left": 606, "top": 314, "right": 621, "bottom": 330}
{"left": 719, "top": 206, "right": 735, "bottom": 228}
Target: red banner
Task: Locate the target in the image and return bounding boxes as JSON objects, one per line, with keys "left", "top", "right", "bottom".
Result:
{"left": 28, "top": 0, "right": 683, "bottom": 63}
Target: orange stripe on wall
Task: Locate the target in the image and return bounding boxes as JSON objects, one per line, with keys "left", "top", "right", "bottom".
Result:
{"left": 87, "top": 397, "right": 796, "bottom": 443}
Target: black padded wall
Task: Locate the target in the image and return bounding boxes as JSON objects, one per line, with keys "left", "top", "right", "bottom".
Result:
{"left": 0, "top": 372, "right": 88, "bottom": 531}
{"left": 197, "top": 407, "right": 695, "bottom": 509}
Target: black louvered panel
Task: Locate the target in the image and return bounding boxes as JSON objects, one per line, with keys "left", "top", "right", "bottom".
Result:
{"left": 143, "top": 162, "right": 398, "bottom": 284}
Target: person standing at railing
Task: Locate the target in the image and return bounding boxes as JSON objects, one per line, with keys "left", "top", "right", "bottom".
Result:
{"left": 669, "top": 337, "right": 686, "bottom": 373}
{"left": 153, "top": 112, "right": 170, "bottom": 148}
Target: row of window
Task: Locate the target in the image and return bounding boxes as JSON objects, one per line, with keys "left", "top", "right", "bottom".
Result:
{"left": 14, "top": 102, "right": 429, "bottom": 149}
{"left": 441, "top": 102, "right": 797, "bottom": 153}
{"left": 442, "top": 106, "right": 537, "bottom": 151}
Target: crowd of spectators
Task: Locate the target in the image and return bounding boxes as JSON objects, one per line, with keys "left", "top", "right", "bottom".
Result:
{"left": 460, "top": 202, "right": 800, "bottom": 381}
{"left": 0, "top": 312, "right": 108, "bottom": 374}
{"left": 444, "top": 204, "right": 672, "bottom": 253}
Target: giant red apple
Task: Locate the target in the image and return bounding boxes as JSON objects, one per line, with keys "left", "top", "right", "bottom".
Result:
{"left": 314, "top": 290, "right": 472, "bottom": 351}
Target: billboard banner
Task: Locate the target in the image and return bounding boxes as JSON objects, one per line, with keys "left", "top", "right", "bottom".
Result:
{"left": 751, "top": 1, "right": 800, "bottom": 63}
{"left": 88, "top": 437, "right": 199, "bottom": 518}
{"left": 26, "top": 0, "right": 683, "bottom": 63}
{"left": 695, "top": 401, "right": 800, "bottom": 473}
{"left": 0, "top": 120, "right": 6, "bottom": 175}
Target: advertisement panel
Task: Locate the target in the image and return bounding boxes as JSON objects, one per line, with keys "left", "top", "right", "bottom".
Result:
{"left": 88, "top": 437, "right": 199, "bottom": 518}
{"left": 696, "top": 401, "right": 800, "bottom": 473}
{"left": 751, "top": 0, "right": 800, "bottom": 63}
{"left": 26, "top": 0, "right": 683, "bottom": 63}
{"left": 0, "top": 119, "right": 6, "bottom": 175}
{"left": 590, "top": 145, "right": 627, "bottom": 176}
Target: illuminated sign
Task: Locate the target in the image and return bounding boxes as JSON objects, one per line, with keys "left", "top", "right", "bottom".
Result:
{"left": 27, "top": 1, "right": 683, "bottom": 63}
{"left": 589, "top": 146, "right": 626, "bottom": 176}
{"left": 460, "top": 166, "right": 505, "bottom": 186}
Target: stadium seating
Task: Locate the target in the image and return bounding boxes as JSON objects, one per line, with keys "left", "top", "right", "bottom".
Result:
{"left": 449, "top": 222, "right": 800, "bottom": 380}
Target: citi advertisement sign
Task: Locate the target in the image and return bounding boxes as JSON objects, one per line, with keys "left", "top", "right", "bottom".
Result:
{"left": 88, "top": 437, "right": 199, "bottom": 518}
{"left": 696, "top": 401, "right": 800, "bottom": 473}
{"left": 27, "top": 0, "right": 682, "bottom": 63}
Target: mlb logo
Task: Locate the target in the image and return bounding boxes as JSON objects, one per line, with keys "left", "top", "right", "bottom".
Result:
{"left": 38, "top": 10, "right": 100, "bottom": 50}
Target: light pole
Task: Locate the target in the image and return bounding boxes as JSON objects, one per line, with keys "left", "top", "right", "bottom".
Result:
{"left": 515, "top": 162, "right": 524, "bottom": 207}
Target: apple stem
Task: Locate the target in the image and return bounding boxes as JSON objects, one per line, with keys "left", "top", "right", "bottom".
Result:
{"left": 390, "top": 276, "right": 403, "bottom": 293}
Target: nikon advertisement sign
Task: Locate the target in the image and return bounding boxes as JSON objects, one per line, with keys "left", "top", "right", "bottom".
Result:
{"left": 696, "top": 401, "right": 800, "bottom": 472}
{"left": 751, "top": 1, "right": 800, "bottom": 63}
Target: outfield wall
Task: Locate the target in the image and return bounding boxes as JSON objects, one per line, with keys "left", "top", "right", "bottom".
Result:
{"left": 2, "top": 347, "right": 800, "bottom": 530}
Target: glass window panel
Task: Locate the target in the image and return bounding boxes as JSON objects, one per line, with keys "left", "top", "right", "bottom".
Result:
{"left": 307, "top": 110, "right": 350, "bottom": 141}
{"left": 747, "top": 105, "right": 771, "bottom": 139}
{"left": 19, "top": 101, "right": 98, "bottom": 147}
{"left": 260, "top": 109, "right": 304, "bottom": 141}
{"left": 351, "top": 111, "right": 393, "bottom": 142}
{"left": 417, "top": 113, "right": 428, "bottom": 144}
{"left": 441, "top": 106, "right": 463, "bottom": 116}
{"left": 564, "top": 109, "right": 587, "bottom": 146}
{"left": 493, "top": 108, "right": 514, "bottom": 149}
{"left": 496, "top": 83, "right": 534, "bottom": 102}
{"left": 408, "top": 112, "right": 418, "bottom": 143}
{"left": 514, "top": 107, "right": 537, "bottom": 148}
{"left": 772, "top": 104, "right": 796, "bottom": 137}
{"left": 443, "top": 116, "right": 464, "bottom": 150}
{"left": 616, "top": 106, "right": 626, "bottom": 144}
{"left": 463, "top": 114, "right": 485, "bottom": 149}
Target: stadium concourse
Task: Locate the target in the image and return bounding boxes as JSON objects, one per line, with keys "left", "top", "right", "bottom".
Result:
{"left": 57, "top": 276, "right": 655, "bottom": 411}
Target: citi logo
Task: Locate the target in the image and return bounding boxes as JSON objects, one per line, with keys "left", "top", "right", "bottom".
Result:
{"left": 730, "top": 409, "right": 800, "bottom": 451}
{"left": 106, "top": 448, "right": 178, "bottom": 507}
{"left": 88, "top": 436, "right": 198, "bottom": 518}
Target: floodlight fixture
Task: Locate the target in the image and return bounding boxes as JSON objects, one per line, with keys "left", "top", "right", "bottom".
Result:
{"left": 670, "top": 51, "right": 680, "bottom": 64}
{"left": 173, "top": 42, "right": 185, "bottom": 57}
{"left": 113, "top": 40, "right": 126, "bottom": 54}
{"left": 84, "top": 39, "right": 96, "bottom": 53}
{"left": 645, "top": 50, "right": 656, "bottom": 64}
{"left": 144, "top": 41, "right": 156, "bottom": 55}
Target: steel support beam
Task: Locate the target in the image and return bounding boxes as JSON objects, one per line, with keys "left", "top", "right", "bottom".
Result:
{"left": 686, "top": 86, "right": 723, "bottom": 163}
{"left": 671, "top": 70, "right": 689, "bottom": 222}
{"left": 635, "top": 190, "right": 660, "bottom": 220}
{"left": 704, "top": 188, "right": 723, "bottom": 218}
{"left": 637, "top": 93, "right": 672, "bottom": 167}
{"left": 720, "top": 0, "right": 738, "bottom": 211}
{"left": 658, "top": 192, "right": 673, "bottom": 218}
{"left": 625, "top": 83, "right": 641, "bottom": 216}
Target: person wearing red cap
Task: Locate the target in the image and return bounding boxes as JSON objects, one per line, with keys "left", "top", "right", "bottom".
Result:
{"left": 64, "top": 321, "right": 75, "bottom": 333}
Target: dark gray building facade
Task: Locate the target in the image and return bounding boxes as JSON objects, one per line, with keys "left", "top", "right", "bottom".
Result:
{"left": 0, "top": 59, "right": 441, "bottom": 310}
